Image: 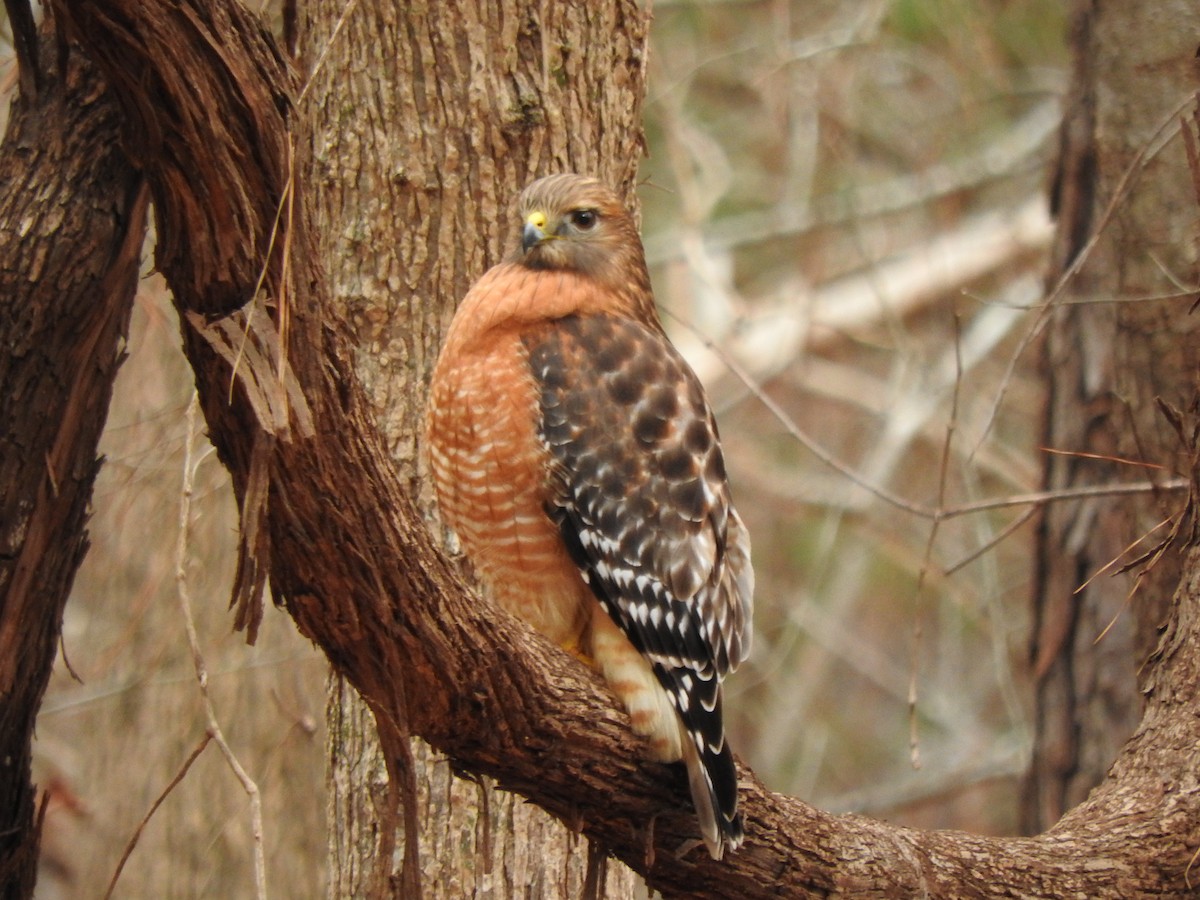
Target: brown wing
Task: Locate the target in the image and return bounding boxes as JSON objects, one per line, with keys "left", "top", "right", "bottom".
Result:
{"left": 524, "top": 312, "right": 753, "bottom": 851}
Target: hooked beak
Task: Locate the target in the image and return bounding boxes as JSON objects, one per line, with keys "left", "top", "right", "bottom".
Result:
{"left": 522, "top": 210, "right": 549, "bottom": 253}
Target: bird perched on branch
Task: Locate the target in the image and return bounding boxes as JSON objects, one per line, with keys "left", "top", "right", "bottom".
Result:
{"left": 425, "top": 173, "right": 753, "bottom": 859}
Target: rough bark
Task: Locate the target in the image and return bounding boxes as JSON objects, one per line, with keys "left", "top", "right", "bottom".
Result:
{"left": 1025, "top": 0, "right": 1200, "bottom": 833}
{"left": 36, "top": 0, "right": 1200, "bottom": 895}
{"left": 0, "top": 19, "right": 147, "bottom": 896}
{"left": 298, "top": 0, "right": 646, "bottom": 894}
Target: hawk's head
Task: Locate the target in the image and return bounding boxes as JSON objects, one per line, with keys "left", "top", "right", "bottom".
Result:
{"left": 514, "top": 174, "right": 649, "bottom": 297}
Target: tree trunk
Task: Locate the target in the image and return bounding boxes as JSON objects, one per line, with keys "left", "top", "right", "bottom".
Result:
{"left": 298, "top": 1, "right": 648, "bottom": 894}
{"left": 1024, "top": 0, "right": 1200, "bottom": 834}
{"left": 0, "top": 20, "right": 146, "bottom": 896}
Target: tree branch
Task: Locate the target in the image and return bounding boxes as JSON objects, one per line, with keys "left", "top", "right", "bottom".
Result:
{"left": 56, "top": 0, "right": 1200, "bottom": 895}
{"left": 0, "top": 24, "right": 147, "bottom": 896}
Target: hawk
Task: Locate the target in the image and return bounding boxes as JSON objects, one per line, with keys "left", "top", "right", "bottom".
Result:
{"left": 426, "top": 173, "right": 753, "bottom": 859}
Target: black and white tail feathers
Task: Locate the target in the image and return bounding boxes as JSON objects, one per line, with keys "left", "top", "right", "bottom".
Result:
{"left": 661, "top": 665, "right": 743, "bottom": 858}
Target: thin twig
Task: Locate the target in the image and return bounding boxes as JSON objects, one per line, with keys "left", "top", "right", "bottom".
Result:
{"left": 667, "top": 308, "right": 929, "bottom": 516}
{"left": 944, "top": 506, "right": 1039, "bottom": 576}
{"left": 968, "top": 91, "right": 1197, "bottom": 464}
{"left": 229, "top": 147, "right": 291, "bottom": 407}
{"left": 939, "top": 479, "right": 1187, "bottom": 520}
{"left": 910, "top": 309, "right": 966, "bottom": 770}
{"left": 103, "top": 734, "right": 213, "bottom": 900}
{"left": 177, "top": 394, "right": 268, "bottom": 900}
{"left": 1041, "top": 446, "right": 1164, "bottom": 469}
{"left": 669, "top": 306, "right": 1188, "bottom": 521}
{"left": 295, "top": 0, "right": 361, "bottom": 107}
{"left": 1075, "top": 517, "right": 1173, "bottom": 597}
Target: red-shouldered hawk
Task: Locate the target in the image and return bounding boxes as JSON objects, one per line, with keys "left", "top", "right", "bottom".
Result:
{"left": 426, "top": 173, "right": 753, "bottom": 859}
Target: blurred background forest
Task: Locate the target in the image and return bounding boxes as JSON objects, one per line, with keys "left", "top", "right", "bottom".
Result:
{"left": 5, "top": 0, "right": 1068, "bottom": 895}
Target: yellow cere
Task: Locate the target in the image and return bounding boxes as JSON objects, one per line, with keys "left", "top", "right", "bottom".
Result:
{"left": 525, "top": 210, "right": 547, "bottom": 231}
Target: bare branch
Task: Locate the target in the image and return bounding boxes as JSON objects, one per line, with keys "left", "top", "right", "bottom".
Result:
{"left": 103, "top": 734, "right": 214, "bottom": 900}
{"left": 174, "top": 395, "right": 268, "bottom": 900}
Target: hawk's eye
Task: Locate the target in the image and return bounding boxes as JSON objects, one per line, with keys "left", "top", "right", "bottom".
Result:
{"left": 569, "top": 209, "right": 598, "bottom": 230}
